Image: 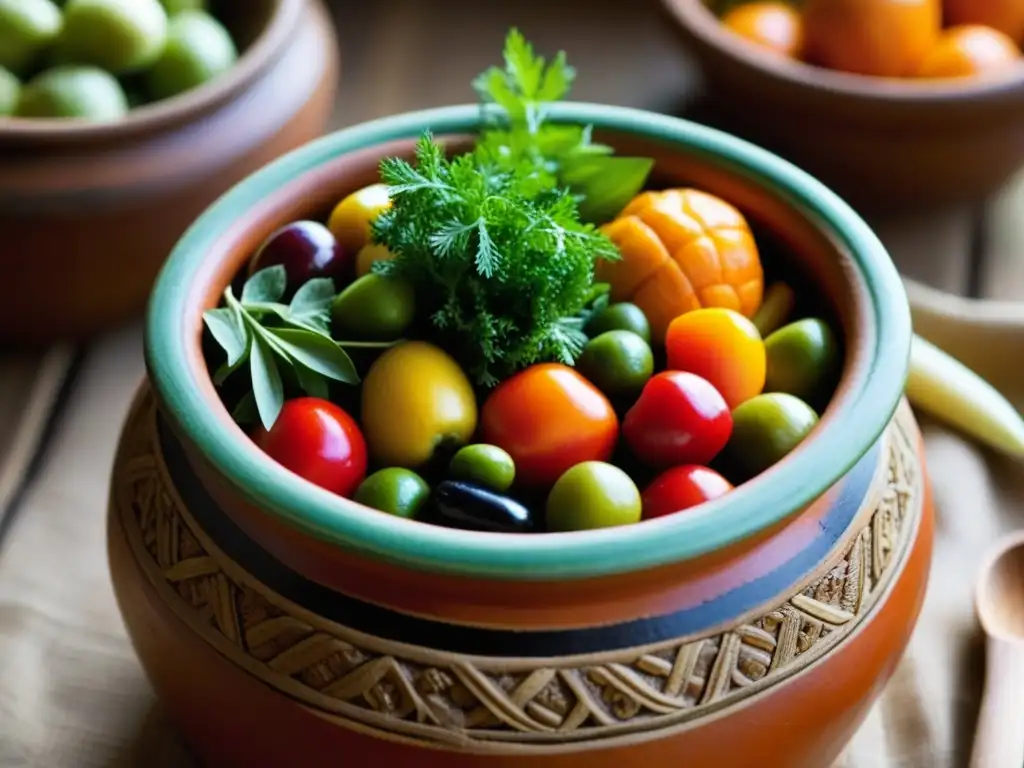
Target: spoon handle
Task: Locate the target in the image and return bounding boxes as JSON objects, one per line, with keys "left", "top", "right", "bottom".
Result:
{"left": 971, "top": 636, "right": 1024, "bottom": 768}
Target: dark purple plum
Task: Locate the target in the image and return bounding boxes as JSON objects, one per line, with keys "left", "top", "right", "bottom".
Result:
{"left": 249, "top": 221, "right": 352, "bottom": 293}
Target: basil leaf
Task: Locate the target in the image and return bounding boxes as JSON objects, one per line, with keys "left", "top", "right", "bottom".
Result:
{"left": 242, "top": 265, "right": 288, "bottom": 305}
{"left": 560, "top": 155, "right": 654, "bottom": 224}
{"left": 231, "top": 392, "right": 258, "bottom": 425}
{"left": 250, "top": 336, "right": 284, "bottom": 430}
{"left": 266, "top": 327, "right": 360, "bottom": 384}
{"left": 203, "top": 307, "right": 249, "bottom": 366}
{"left": 288, "top": 277, "right": 336, "bottom": 331}
{"left": 293, "top": 362, "right": 330, "bottom": 399}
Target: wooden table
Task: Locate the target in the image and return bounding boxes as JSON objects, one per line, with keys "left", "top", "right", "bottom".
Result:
{"left": 0, "top": 2, "right": 1022, "bottom": 765}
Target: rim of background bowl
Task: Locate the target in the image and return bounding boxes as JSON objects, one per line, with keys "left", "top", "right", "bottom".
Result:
{"left": 0, "top": 0, "right": 302, "bottom": 143}
{"left": 145, "top": 102, "right": 912, "bottom": 581}
{"left": 663, "top": 0, "right": 1024, "bottom": 105}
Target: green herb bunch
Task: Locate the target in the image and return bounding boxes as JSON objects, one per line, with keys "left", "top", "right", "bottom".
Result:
{"left": 371, "top": 30, "right": 652, "bottom": 386}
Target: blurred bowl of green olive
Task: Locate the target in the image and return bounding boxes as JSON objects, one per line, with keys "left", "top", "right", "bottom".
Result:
{"left": 0, "top": 0, "right": 340, "bottom": 346}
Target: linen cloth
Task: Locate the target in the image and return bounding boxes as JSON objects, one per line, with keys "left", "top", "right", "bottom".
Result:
{"left": 0, "top": 323, "right": 1020, "bottom": 768}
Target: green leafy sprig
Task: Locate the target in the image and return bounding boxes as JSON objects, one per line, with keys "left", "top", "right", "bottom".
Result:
{"left": 373, "top": 135, "right": 620, "bottom": 386}
{"left": 203, "top": 265, "right": 373, "bottom": 431}
{"left": 473, "top": 29, "right": 654, "bottom": 222}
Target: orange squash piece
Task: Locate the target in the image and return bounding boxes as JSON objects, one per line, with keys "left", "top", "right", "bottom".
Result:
{"left": 802, "top": 0, "right": 941, "bottom": 78}
{"left": 917, "top": 25, "right": 1021, "bottom": 79}
{"left": 944, "top": 0, "right": 1024, "bottom": 45}
{"left": 598, "top": 189, "right": 764, "bottom": 346}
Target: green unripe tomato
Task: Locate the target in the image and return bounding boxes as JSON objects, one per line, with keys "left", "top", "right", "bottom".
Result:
{"left": 159, "top": 0, "right": 206, "bottom": 14}
{"left": 449, "top": 444, "right": 516, "bottom": 492}
{"left": 576, "top": 330, "right": 654, "bottom": 399}
{"left": 585, "top": 302, "right": 651, "bottom": 344}
{"left": 722, "top": 392, "right": 819, "bottom": 483}
{"left": 146, "top": 9, "right": 236, "bottom": 101}
{"left": 0, "top": 66, "right": 20, "bottom": 115}
{"left": 16, "top": 65, "right": 127, "bottom": 120}
{"left": 59, "top": 0, "right": 167, "bottom": 74}
{"left": 354, "top": 468, "right": 430, "bottom": 519}
{"left": 0, "top": 0, "right": 63, "bottom": 75}
{"left": 764, "top": 318, "right": 840, "bottom": 404}
{"left": 331, "top": 273, "right": 415, "bottom": 341}
{"left": 546, "top": 461, "right": 642, "bottom": 532}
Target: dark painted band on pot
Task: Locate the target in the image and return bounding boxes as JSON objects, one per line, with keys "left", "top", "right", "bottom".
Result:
{"left": 157, "top": 413, "right": 880, "bottom": 658}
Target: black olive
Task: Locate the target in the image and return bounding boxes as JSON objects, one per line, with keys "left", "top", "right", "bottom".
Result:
{"left": 423, "top": 481, "right": 535, "bottom": 534}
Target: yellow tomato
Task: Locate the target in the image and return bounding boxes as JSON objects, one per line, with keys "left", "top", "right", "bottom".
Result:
{"left": 945, "top": 0, "right": 1024, "bottom": 45}
{"left": 722, "top": 2, "right": 805, "bottom": 59}
{"left": 327, "top": 183, "right": 392, "bottom": 253}
{"left": 361, "top": 341, "right": 478, "bottom": 468}
{"left": 355, "top": 243, "right": 395, "bottom": 278}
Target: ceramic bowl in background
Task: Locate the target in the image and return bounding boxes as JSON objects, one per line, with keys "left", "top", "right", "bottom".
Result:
{"left": 662, "top": 0, "right": 1024, "bottom": 214}
{"left": 107, "top": 103, "right": 931, "bottom": 767}
{"left": 0, "top": 0, "right": 339, "bottom": 347}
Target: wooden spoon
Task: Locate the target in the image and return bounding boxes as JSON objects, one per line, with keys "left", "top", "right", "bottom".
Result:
{"left": 971, "top": 531, "right": 1024, "bottom": 768}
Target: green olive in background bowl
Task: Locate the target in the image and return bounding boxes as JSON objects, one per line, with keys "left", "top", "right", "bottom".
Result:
{"left": 16, "top": 64, "right": 127, "bottom": 119}
{"left": 0, "top": 0, "right": 63, "bottom": 75}
{"left": 0, "top": 66, "right": 20, "bottom": 115}
{"left": 59, "top": 0, "right": 168, "bottom": 74}
{"left": 146, "top": 9, "right": 237, "bottom": 100}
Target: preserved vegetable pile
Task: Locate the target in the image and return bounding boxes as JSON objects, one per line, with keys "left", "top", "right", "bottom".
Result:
{"left": 201, "top": 30, "right": 844, "bottom": 534}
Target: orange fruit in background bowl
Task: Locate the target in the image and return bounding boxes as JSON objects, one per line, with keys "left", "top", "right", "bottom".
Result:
{"left": 721, "top": 2, "right": 805, "bottom": 59}
{"left": 597, "top": 188, "right": 764, "bottom": 345}
{"left": 917, "top": 25, "right": 1022, "bottom": 79}
{"left": 802, "top": 0, "right": 941, "bottom": 77}
{"left": 944, "top": 0, "right": 1024, "bottom": 45}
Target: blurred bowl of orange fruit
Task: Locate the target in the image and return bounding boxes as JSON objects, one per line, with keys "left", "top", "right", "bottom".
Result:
{"left": 663, "top": 0, "right": 1024, "bottom": 212}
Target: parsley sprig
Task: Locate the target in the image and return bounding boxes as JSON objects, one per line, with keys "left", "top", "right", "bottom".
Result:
{"left": 203, "top": 265, "right": 373, "bottom": 430}
{"left": 474, "top": 29, "right": 654, "bottom": 222}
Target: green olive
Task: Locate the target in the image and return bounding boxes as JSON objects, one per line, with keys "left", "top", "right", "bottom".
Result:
{"left": 0, "top": 0, "right": 62, "bottom": 75}
{"left": 576, "top": 330, "right": 653, "bottom": 399}
{"left": 449, "top": 444, "right": 515, "bottom": 492}
{"left": 354, "top": 468, "right": 430, "bottom": 519}
{"left": 546, "top": 461, "right": 642, "bottom": 532}
{"left": 59, "top": 0, "right": 167, "bottom": 74}
{"left": 159, "top": 0, "right": 205, "bottom": 14}
{"left": 146, "top": 9, "right": 236, "bottom": 101}
{"left": 16, "top": 65, "right": 128, "bottom": 120}
{"left": 722, "top": 393, "right": 819, "bottom": 483}
{"left": 585, "top": 302, "right": 651, "bottom": 343}
{"left": 764, "top": 318, "right": 840, "bottom": 404}
{"left": 331, "top": 273, "right": 415, "bottom": 341}
{"left": 0, "top": 66, "right": 19, "bottom": 115}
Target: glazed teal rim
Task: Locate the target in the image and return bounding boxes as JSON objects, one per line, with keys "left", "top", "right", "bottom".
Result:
{"left": 146, "top": 102, "right": 911, "bottom": 581}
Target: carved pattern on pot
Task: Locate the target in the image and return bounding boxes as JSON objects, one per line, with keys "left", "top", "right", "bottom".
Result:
{"left": 114, "top": 389, "right": 921, "bottom": 746}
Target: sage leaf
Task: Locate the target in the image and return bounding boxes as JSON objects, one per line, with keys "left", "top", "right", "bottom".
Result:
{"left": 250, "top": 336, "right": 284, "bottom": 430}
{"left": 231, "top": 391, "right": 258, "bottom": 425}
{"left": 242, "top": 265, "right": 288, "bottom": 305}
{"left": 266, "top": 327, "right": 360, "bottom": 384}
{"left": 203, "top": 306, "right": 249, "bottom": 366}
{"left": 293, "top": 362, "right": 330, "bottom": 399}
{"left": 288, "top": 277, "right": 336, "bottom": 331}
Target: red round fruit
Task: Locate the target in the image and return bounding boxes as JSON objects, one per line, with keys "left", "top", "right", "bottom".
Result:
{"left": 623, "top": 371, "right": 733, "bottom": 468}
{"left": 252, "top": 397, "right": 367, "bottom": 498}
{"left": 249, "top": 221, "right": 351, "bottom": 293}
{"left": 642, "top": 465, "right": 734, "bottom": 520}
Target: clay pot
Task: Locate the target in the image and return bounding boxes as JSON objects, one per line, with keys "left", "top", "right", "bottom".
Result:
{"left": 662, "top": 0, "right": 1024, "bottom": 214}
{"left": 107, "top": 104, "right": 932, "bottom": 767}
{"left": 0, "top": 0, "right": 339, "bottom": 347}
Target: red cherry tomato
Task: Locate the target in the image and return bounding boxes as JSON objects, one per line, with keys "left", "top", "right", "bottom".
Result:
{"left": 481, "top": 363, "right": 619, "bottom": 488}
{"left": 642, "top": 465, "right": 734, "bottom": 520}
{"left": 623, "top": 371, "right": 733, "bottom": 468}
{"left": 252, "top": 397, "right": 367, "bottom": 498}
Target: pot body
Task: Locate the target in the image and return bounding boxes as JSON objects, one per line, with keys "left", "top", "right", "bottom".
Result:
{"left": 665, "top": 0, "right": 1024, "bottom": 214}
{"left": 0, "top": 0, "right": 339, "bottom": 347}
{"left": 108, "top": 383, "right": 934, "bottom": 767}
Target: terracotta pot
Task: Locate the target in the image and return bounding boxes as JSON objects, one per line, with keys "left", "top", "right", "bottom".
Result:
{"left": 0, "top": 0, "right": 339, "bottom": 348}
{"left": 661, "top": 0, "right": 1024, "bottom": 214}
{"left": 107, "top": 104, "right": 931, "bottom": 767}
